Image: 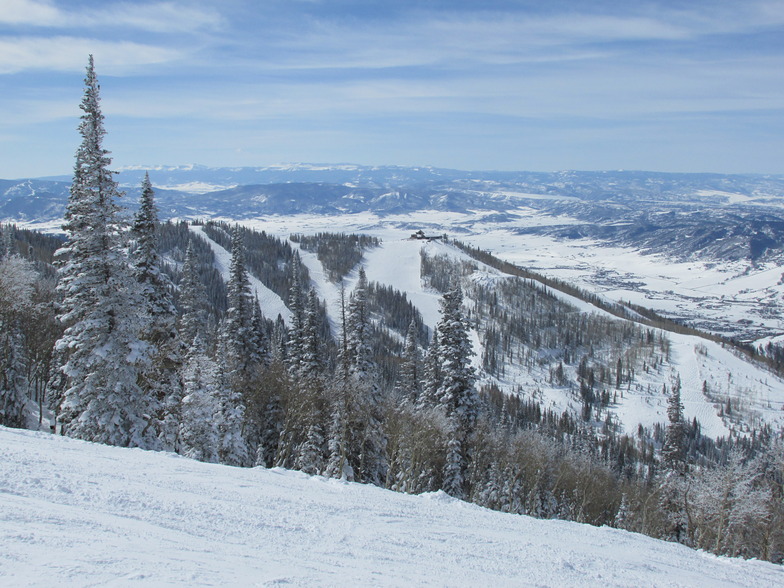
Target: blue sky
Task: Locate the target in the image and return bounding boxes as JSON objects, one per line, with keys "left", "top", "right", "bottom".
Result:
{"left": 1, "top": 0, "right": 783, "bottom": 178}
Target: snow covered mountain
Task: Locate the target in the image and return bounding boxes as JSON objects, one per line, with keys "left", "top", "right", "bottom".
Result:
{"left": 190, "top": 222, "right": 784, "bottom": 442}
{"left": 4, "top": 164, "right": 784, "bottom": 439}
{"left": 2, "top": 425, "right": 781, "bottom": 587}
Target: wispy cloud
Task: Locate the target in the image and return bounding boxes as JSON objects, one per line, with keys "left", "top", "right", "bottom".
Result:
{"left": 234, "top": 5, "right": 780, "bottom": 75}
{"left": 76, "top": 2, "right": 223, "bottom": 34}
{"left": 0, "top": 37, "right": 182, "bottom": 74}
{"left": 0, "top": 0, "right": 61, "bottom": 25}
{"left": 0, "top": 0, "right": 221, "bottom": 33}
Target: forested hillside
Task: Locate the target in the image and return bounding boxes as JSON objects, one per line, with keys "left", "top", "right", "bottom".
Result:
{"left": 2, "top": 57, "right": 784, "bottom": 568}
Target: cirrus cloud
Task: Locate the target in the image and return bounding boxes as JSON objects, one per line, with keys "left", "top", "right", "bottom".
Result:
{"left": 0, "top": 36, "right": 182, "bottom": 74}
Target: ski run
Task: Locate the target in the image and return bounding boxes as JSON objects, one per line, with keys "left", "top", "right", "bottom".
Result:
{"left": 2, "top": 425, "right": 782, "bottom": 587}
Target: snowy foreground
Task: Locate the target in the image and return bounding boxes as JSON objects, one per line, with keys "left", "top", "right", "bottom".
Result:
{"left": 2, "top": 428, "right": 782, "bottom": 587}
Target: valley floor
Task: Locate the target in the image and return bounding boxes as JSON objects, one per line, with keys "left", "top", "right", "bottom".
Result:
{"left": 1, "top": 426, "right": 782, "bottom": 587}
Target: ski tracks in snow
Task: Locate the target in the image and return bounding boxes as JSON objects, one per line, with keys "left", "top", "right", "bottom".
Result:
{"left": 2, "top": 426, "right": 783, "bottom": 587}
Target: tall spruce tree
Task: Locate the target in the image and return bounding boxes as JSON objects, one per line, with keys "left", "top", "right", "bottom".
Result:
{"left": 662, "top": 377, "right": 686, "bottom": 471}
{"left": 179, "top": 333, "right": 220, "bottom": 463}
{"left": 347, "top": 267, "right": 387, "bottom": 485}
{"left": 131, "top": 173, "right": 182, "bottom": 451}
{"left": 214, "top": 355, "right": 250, "bottom": 467}
{"left": 53, "top": 56, "right": 156, "bottom": 448}
{"left": 178, "top": 239, "right": 208, "bottom": 346}
{"left": 435, "top": 286, "right": 478, "bottom": 499}
{"left": 249, "top": 293, "right": 267, "bottom": 366}
{"left": 286, "top": 252, "right": 306, "bottom": 377}
{"left": 215, "top": 226, "right": 255, "bottom": 464}
{"left": 420, "top": 328, "right": 441, "bottom": 409}
{"left": 659, "top": 377, "right": 690, "bottom": 544}
{"left": 398, "top": 319, "right": 421, "bottom": 403}
{"left": 346, "top": 267, "right": 371, "bottom": 377}
{"left": 220, "top": 225, "right": 256, "bottom": 380}
{"left": 300, "top": 288, "right": 324, "bottom": 381}
{"left": 325, "top": 282, "right": 353, "bottom": 481}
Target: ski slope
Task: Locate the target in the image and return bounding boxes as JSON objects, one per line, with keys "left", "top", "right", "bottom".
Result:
{"left": 315, "top": 235, "right": 784, "bottom": 439}
{"left": 228, "top": 208, "right": 784, "bottom": 342}
{"left": 2, "top": 426, "right": 782, "bottom": 587}
{"left": 207, "top": 216, "right": 784, "bottom": 439}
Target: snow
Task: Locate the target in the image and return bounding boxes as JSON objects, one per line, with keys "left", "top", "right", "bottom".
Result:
{"left": 363, "top": 238, "right": 455, "bottom": 329}
{"left": 15, "top": 194, "right": 784, "bottom": 341}
{"left": 156, "top": 181, "right": 237, "bottom": 194}
{"left": 2, "top": 426, "right": 782, "bottom": 587}
{"left": 23, "top": 210, "right": 780, "bottom": 440}
{"left": 462, "top": 227, "right": 784, "bottom": 341}
{"left": 694, "top": 190, "right": 782, "bottom": 207}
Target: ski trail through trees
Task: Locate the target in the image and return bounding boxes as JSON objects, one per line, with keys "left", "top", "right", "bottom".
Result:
{"left": 190, "top": 225, "right": 291, "bottom": 324}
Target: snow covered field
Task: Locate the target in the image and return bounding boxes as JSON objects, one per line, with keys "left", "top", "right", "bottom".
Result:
{"left": 2, "top": 426, "right": 782, "bottom": 587}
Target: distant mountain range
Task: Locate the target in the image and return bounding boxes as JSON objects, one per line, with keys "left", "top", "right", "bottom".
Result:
{"left": 5, "top": 164, "right": 784, "bottom": 265}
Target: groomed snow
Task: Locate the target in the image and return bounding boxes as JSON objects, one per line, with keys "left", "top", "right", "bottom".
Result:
{"left": 2, "top": 426, "right": 782, "bottom": 587}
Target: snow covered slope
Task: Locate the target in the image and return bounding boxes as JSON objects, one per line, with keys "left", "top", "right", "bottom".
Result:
{"left": 1, "top": 426, "right": 782, "bottom": 587}
{"left": 232, "top": 214, "right": 784, "bottom": 440}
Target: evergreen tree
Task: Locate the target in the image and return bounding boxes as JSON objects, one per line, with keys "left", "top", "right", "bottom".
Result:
{"left": 337, "top": 282, "right": 350, "bottom": 381}
{"left": 178, "top": 239, "right": 208, "bottom": 346}
{"left": 286, "top": 252, "right": 306, "bottom": 377}
{"left": 178, "top": 334, "right": 220, "bottom": 463}
{"left": 249, "top": 293, "right": 267, "bottom": 365}
{"left": 0, "top": 253, "right": 38, "bottom": 427}
{"left": 324, "top": 382, "right": 353, "bottom": 481}
{"left": 420, "top": 329, "right": 441, "bottom": 409}
{"left": 221, "top": 225, "right": 255, "bottom": 378}
{"left": 53, "top": 56, "right": 156, "bottom": 448}
{"left": 131, "top": 173, "right": 172, "bottom": 323}
{"left": 347, "top": 267, "right": 387, "bottom": 484}
{"left": 214, "top": 348, "right": 250, "bottom": 467}
{"left": 398, "top": 319, "right": 421, "bottom": 403}
{"left": 662, "top": 378, "right": 686, "bottom": 471}
{"left": 131, "top": 172, "right": 182, "bottom": 451}
{"left": 325, "top": 285, "right": 353, "bottom": 481}
{"left": 247, "top": 358, "right": 286, "bottom": 468}
{"left": 269, "top": 314, "right": 287, "bottom": 362}
{"left": 300, "top": 288, "right": 324, "bottom": 381}
{"left": 214, "top": 226, "right": 258, "bottom": 464}
{"left": 346, "top": 267, "right": 371, "bottom": 377}
{"left": 659, "top": 377, "right": 690, "bottom": 544}
{"left": 442, "top": 431, "right": 466, "bottom": 498}
{"left": 435, "top": 286, "right": 478, "bottom": 499}
{"left": 295, "top": 418, "right": 325, "bottom": 476}
{"left": 0, "top": 224, "right": 14, "bottom": 258}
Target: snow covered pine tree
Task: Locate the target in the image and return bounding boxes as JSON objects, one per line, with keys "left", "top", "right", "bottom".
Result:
{"left": 53, "top": 56, "right": 158, "bottom": 449}
{"left": 435, "top": 286, "right": 478, "bottom": 499}
{"left": 131, "top": 172, "right": 183, "bottom": 450}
